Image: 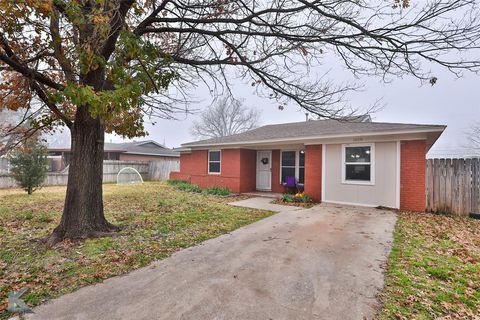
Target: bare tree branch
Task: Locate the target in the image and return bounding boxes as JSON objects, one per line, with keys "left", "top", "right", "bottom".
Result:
{"left": 191, "top": 97, "right": 261, "bottom": 138}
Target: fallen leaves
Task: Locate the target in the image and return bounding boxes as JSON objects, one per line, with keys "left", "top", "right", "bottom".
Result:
{"left": 380, "top": 212, "right": 480, "bottom": 319}
{"left": 0, "top": 182, "right": 271, "bottom": 319}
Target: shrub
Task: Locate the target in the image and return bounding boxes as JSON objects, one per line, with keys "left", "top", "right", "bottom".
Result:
{"left": 168, "top": 180, "right": 202, "bottom": 193}
{"left": 204, "top": 186, "right": 230, "bottom": 196}
{"left": 9, "top": 140, "right": 48, "bottom": 195}
{"left": 167, "top": 179, "right": 189, "bottom": 186}
{"left": 168, "top": 180, "right": 230, "bottom": 195}
{"left": 282, "top": 194, "right": 295, "bottom": 203}
{"left": 281, "top": 192, "right": 313, "bottom": 204}
{"left": 187, "top": 184, "right": 202, "bottom": 193}
{"left": 300, "top": 194, "right": 312, "bottom": 203}
{"left": 178, "top": 183, "right": 202, "bottom": 193}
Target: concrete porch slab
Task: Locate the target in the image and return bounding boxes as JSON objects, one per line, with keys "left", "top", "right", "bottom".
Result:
{"left": 230, "top": 196, "right": 303, "bottom": 212}
{"left": 241, "top": 191, "right": 283, "bottom": 199}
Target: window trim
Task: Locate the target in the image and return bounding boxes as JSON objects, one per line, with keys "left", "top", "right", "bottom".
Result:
{"left": 298, "top": 150, "right": 305, "bottom": 184}
{"left": 280, "top": 149, "right": 305, "bottom": 184}
{"left": 341, "top": 143, "right": 375, "bottom": 185}
{"left": 208, "top": 150, "right": 221, "bottom": 175}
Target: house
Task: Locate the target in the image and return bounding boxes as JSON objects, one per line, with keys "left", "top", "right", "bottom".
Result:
{"left": 48, "top": 140, "right": 179, "bottom": 171}
{"left": 170, "top": 119, "right": 446, "bottom": 211}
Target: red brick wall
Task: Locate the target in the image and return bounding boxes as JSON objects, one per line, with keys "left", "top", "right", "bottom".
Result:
{"left": 239, "top": 149, "right": 257, "bottom": 192}
{"left": 304, "top": 145, "right": 322, "bottom": 202}
{"left": 400, "top": 140, "right": 427, "bottom": 212}
{"left": 179, "top": 150, "right": 208, "bottom": 175}
{"left": 169, "top": 149, "right": 256, "bottom": 193}
{"left": 271, "top": 150, "right": 284, "bottom": 193}
{"left": 169, "top": 172, "right": 191, "bottom": 182}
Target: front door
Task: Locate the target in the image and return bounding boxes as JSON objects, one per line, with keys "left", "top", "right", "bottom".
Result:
{"left": 256, "top": 150, "right": 272, "bottom": 191}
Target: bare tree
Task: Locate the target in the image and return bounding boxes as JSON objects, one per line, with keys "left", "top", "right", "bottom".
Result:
{"left": 0, "top": 110, "right": 31, "bottom": 156}
{"left": 467, "top": 124, "right": 480, "bottom": 150}
{"left": 191, "top": 98, "right": 260, "bottom": 138}
{"left": 2, "top": 0, "right": 480, "bottom": 244}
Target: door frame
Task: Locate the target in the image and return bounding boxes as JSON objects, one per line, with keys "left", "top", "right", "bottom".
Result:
{"left": 256, "top": 150, "right": 272, "bottom": 191}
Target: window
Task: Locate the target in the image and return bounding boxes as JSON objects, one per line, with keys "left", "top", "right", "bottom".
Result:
{"left": 342, "top": 144, "right": 374, "bottom": 184}
{"left": 281, "top": 150, "right": 305, "bottom": 183}
{"left": 208, "top": 150, "right": 221, "bottom": 174}
{"left": 281, "top": 151, "right": 296, "bottom": 183}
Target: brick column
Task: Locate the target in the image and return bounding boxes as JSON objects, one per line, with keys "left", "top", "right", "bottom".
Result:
{"left": 400, "top": 140, "right": 426, "bottom": 212}
{"left": 271, "top": 150, "right": 283, "bottom": 193}
{"left": 304, "top": 144, "right": 322, "bottom": 202}
{"left": 239, "top": 149, "right": 257, "bottom": 193}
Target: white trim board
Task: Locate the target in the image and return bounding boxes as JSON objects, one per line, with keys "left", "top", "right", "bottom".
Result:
{"left": 321, "top": 144, "right": 326, "bottom": 202}
{"left": 182, "top": 128, "right": 444, "bottom": 148}
{"left": 279, "top": 149, "right": 305, "bottom": 184}
{"left": 395, "top": 141, "right": 401, "bottom": 209}
{"left": 341, "top": 143, "right": 375, "bottom": 186}
{"left": 207, "top": 149, "right": 221, "bottom": 175}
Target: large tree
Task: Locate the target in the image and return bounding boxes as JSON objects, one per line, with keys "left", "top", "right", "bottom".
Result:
{"left": 191, "top": 98, "right": 260, "bottom": 138}
{"left": 1, "top": 0, "right": 480, "bottom": 245}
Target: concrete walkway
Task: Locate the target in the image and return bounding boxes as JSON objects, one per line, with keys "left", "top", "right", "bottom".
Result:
{"left": 18, "top": 198, "right": 396, "bottom": 320}
{"left": 229, "top": 196, "right": 304, "bottom": 212}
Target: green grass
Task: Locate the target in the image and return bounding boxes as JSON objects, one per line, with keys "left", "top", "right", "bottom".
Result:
{"left": 169, "top": 180, "right": 202, "bottom": 193}
{"left": 380, "top": 212, "right": 480, "bottom": 319}
{"left": 167, "top": 180, "right": 230, "bottom": 196}
{"left": 204, "top": 186, "right": 230, "bottom": 196}
{"left": 0, "top": 182, "right": 271, "bottom": 319}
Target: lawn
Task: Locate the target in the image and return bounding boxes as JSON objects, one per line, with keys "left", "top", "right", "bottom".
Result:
{"left": 380, "top": 212, "right": 480, "bottom": 319}
{"left": 0, "top": 182, "right": 271, "bottom": 319}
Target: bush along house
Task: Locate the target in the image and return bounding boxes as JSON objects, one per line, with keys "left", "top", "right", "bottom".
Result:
{"left": 170, "top": 119, "right": 445, "bottom": 211}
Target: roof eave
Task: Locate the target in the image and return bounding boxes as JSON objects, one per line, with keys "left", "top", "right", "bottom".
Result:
{"left": 182, "top": 127, "right": 446, "bottom": 148}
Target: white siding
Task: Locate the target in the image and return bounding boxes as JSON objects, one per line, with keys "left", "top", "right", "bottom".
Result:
{"left": 324, "top": 142, "right": 398, "bottom": 207}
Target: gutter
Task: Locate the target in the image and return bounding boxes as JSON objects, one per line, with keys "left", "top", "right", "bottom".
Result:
{"left": 182, "top": 127, "right": 446, "bottom": 148}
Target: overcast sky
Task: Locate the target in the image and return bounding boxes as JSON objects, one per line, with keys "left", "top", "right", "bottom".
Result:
{"left": 104, "top": 60, "right": 479, "bottom": 158}
{"left": 45, "top": 2, "right": 480, "bottom": 158}
{"left": 38, "top": 2, "right": 480, "bottom": 158}
{"left": 39, "top": 55, "right": 477, "bottom": 157}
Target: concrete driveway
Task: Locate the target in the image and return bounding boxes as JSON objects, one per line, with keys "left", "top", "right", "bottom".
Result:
{"left": 20, "top": 198, "right": 396, "bottom": 320}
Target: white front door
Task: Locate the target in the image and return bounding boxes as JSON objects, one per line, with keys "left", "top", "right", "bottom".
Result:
{"left": 256, "top": 150, "right": 272, "bottom": 191}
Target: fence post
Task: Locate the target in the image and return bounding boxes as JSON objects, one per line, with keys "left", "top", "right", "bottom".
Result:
{"left": 473, "top": 159, "right": 480, "bottom": 213}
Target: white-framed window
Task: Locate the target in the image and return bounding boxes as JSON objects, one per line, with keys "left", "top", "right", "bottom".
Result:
{"left": 208, "top": 150, "right": 221, "bottom": 174}
{"left": 280, "top": 150, "right": 305, "bottom": 184}
{"left": 342, "top": 143, "right": 375, "bottom": 185}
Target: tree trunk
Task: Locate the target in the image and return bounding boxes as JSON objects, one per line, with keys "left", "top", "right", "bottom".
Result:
{"left": 45, "top": 107, "right": 118, "bottom": 246}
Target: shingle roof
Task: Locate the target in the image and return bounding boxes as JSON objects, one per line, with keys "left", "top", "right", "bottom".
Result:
{"left": 49, "top": 140, "right": 179, "bottom": 157}
{"left": 104, "top": 140, "right": 179, "bottom": 157}
{"left": 183, "top": 120, "right": 446, "bottom": 147}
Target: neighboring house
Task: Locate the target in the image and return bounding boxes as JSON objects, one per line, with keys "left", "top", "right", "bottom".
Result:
{"left": 170, "top": 119, "right": 446, "bottom": 212}
{"left": 48, "top": 140, "right": 179, "bottom": 171}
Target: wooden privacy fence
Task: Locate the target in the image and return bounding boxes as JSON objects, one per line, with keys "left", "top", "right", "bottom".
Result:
{"left": 0, "top": 159, "right": 179, "bottom": 189}
{"left": 148, "top": 159, "right": 180, "bottom": 180}
{"left": 427, "top": 158, "right": 480, "bottom": 216}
